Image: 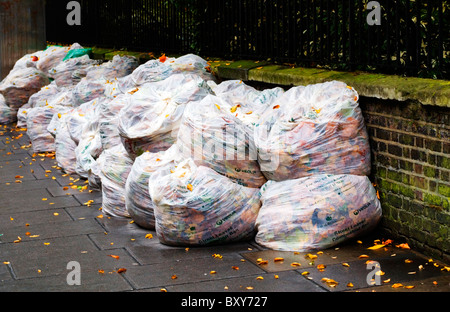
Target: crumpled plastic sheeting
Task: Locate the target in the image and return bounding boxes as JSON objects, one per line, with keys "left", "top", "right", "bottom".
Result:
{"left": 212, "top": 80, "right": 284, "bottom": 128}
{"left": 255, "top": 81, "right": 371, "bottom": 181}
{"left": 97, "top": 144, "right": 134, "bottom": 218}
{"left": 177, "top": 94, "right": 266, "bottom": 188}
{"left": 50, "top": 55, "right": 101, "bottom": 88}
{"left": 0, "top": 67, "right": 50, "bottom": 110}
{"left": 125, "top": 146, "right": 182, "bottom": 230}
{"left": 118, "top": 74, "right": 212, "bottom": 158}
{"left": 149, "top": 158, "right": 261, "bottom": 246}
{"left": 255, "top": 174, "right": 382, "bottom": 252}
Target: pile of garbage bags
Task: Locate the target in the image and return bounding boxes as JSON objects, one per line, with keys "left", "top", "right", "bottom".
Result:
{"left": 1, "top": 44, "right": 382, "bottom": 251}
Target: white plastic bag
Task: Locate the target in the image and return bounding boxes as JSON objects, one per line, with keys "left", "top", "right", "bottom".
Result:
{"left": 125, "top": 145, "right": 182, "bottom": 230}
{"left": 255, "top": 174, "right": 382, "bottom": 251}
{"left": 255, "top": 81, "right": 371, "bottom": 181}
{"left": 0, "top": 94, "right": 16, "bottom": 124}
{"left": 213, "top": 80, "right": 284, "bottom": 128}
{"left": 85, "top": 55, "right": 139, "bottom": 81}
{"left": 118, "top": 74, "right": 211, "bottom": 158}
{"left": 0, "top": 67, "right": 50, "bottom": 109}
{"left": 50, "top": 54, "right": 100, "bottom": 88}
{"left": 149, "top": 158, "right": 261, "bottom": 246}
{"left": 97, "top": 144, "right": 134, "bottom": 218}
{"left": 177, "top": 94, "right": 266, "bottom": 188}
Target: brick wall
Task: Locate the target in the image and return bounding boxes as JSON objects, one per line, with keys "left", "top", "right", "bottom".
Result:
{"left": 360, "top": 98, "right": 450, "bottom": 262}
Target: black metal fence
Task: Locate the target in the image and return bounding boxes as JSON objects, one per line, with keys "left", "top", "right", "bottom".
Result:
{"left": 46, "top": 0, "right": 449, "bottom": 79}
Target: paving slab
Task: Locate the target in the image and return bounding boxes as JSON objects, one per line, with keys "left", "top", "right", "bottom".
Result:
{"left": 0, "top": 178, "right": 60, "bottom": 194}
{"left": 0, "top": 218, "right": 105, "bottom": 244}
{"left": 0, "top": 188, "right": 80, "bottom": 215}
{"left": 123, "top": 253, "right": 266, "bottom": 290}
{"left": 127, "top": 241, "right": 257, "bottom": 266}
{"left": 0, "top": 207, "right": 72, "bottom": 230}
{"left": 165, "top": 270, "right": 326, "bottom": 292}
{"left": 0, "top": 271, "right": 133, "bottom": 292}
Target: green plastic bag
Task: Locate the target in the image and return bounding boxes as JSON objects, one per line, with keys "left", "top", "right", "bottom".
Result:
{"left": 62, "top": 48, "right": 92, "bottom": 61}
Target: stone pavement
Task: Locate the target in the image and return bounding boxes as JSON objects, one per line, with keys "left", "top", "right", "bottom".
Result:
{"left": 0, "top": 125, "right": 449, "bottom": 294}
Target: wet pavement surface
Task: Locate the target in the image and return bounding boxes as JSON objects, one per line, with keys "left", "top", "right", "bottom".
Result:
{"left": 0, "top": 125, "right": 449, "bottom": 293}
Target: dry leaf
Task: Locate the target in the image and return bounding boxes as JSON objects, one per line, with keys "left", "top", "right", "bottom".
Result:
{"left": 301, "top": 271, "right": 310, "bottom": 276}
{"left": 210, "top": 271, "right": 217, "bottom": 275}
{"left": 274, "top": 275, "right": 279, "bottom": 279}
{"left": 274, "top": 257, "right": 284, "bottom": 262}
{"left": 396, "top": 243, "right": 410, "bottom": 249}
{"left": 212, "top": 253, "right": 223, "bottom": 259}
{"left": 321, "top": 278, "right": 339, "bottom": 287}
{"left": 187, "top": 184, "right": 193, "bottom": 192}
{"left": 171, "top": 274, "right": 178, "bottom": 280}
{"left": 117, "top": 268, "right": 127, "bottom": 274}
{"left": 342, "top": 263, "right": 350, "bottom": 267}
{"left": 305, "top": 253, "right": 318, "bottom": 260}
{"left": 392, "top": 283, "right": 403, "bottom": 288}
{"left": 231, "top": 266, "right": 239, "bottom": 270}
{"left": 317, "top": 264, "right": 326, "bottom": 271}
{"left": 256, "top": 276, "right": 264, "bottom": 280}
{"left": 291, "top": 262, "right": 301, "bottom": 267}
{"left": 404, "top": 285, "right": 415, "bottom": 289}
{"left": 404, "top": 259, "right": 413, "bottom": 264}
{"left": 256, "top": 258, "right": 268, "bottom": 265}
{"left": 273, "top": 105, "right": 280, "bottom": 109}
{"left": 108, "top": 255, "right": 120, "bottom": 260}
{"left": 347, "top": 283, "right": 354, "bottom": 288}
{"left": 145, "top": 233, "right": 153, "bottom": 239}
{"left": 367, "top": 244, "right": 386, "bottom": 250}
{"left": 358, "top": 254, "right": 369, "bottom": 259}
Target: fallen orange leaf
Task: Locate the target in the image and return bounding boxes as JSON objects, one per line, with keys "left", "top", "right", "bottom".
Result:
{"left": 108, "top": 255, "right": 120, "bottom": 260}
{"left": 396, "top": 243, "right": 410, "bottom": 249}
{"left": 274, "top": 257, "right": 284, "bottom": 262}
{"left": 117, "top": 268, "right": 127, "bottom": 274}
{"left": 392, "top": 283, "right": 403, "bottom": 288}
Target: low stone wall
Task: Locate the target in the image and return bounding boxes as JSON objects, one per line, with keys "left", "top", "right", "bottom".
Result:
{"left": 361, "top": 98, "right": 449, "bottom": 262}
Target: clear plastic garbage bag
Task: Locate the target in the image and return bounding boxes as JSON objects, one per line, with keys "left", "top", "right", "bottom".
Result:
{"left": 255, "top": 174, "right": 382, "bottom": 251}
{"left": 149, "top": 158, "right": 261, "bottom": 246}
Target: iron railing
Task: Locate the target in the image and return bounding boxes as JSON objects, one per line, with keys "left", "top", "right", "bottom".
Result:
{"left": 45, "top": 0, "right": 449, "bottom": 79}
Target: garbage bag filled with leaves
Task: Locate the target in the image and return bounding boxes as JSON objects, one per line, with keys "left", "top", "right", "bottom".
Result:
{"left": 255, "top": 174, "right": 382, "bottom": 251}
{"left": 125, "top": 145, "right": 182, "bottom": 230}
{"left": 212, "top": 80, "right": 284, "bottom": 128}
{"left": 85, "top": 55, "right": 139, "bottom": 81}
{"left": 177, "top": 94, "right": 266, "bottom": 188}
{"left": 255, "top": 81, "right": 371, "bottom": 181}
{"left": 0, "top": 94, "right": 16, "bottom": 124}
{"left": 149, "top": 158, "right": 261, "bottom": 246}
{"left": 50, "top": 54, "right": 101, "bottom": 88}
{"left": 51, "top": 99, "right": 101, "bottom": 174}
{"left": 118, "top": 74, "right": 211, "bottom": 158}
{"left": 37, "top": 44, "right": 84, "bottom": 75}
{"left": 0, "top": 67, "right": 50, "bottom": 110}
{"left": 97, "top": 144, "right": 134, "bottom": 218}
